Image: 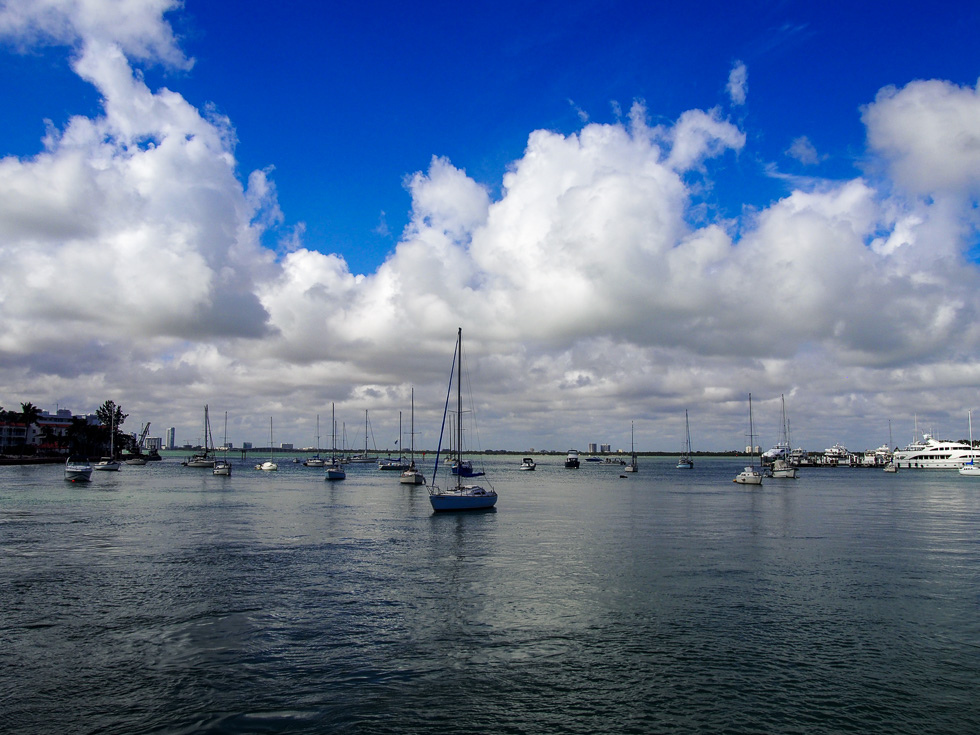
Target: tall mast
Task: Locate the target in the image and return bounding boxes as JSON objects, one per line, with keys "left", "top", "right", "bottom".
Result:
{"left": 457, "top": 327, "right": 463, "bottom": 489}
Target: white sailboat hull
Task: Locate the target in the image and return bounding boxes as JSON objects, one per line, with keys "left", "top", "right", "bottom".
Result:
{"left": 733, "top": 469, "right": 763, "bottom": 485}
{"left": 428, "top": 486, "right": 498, "bottom": 511}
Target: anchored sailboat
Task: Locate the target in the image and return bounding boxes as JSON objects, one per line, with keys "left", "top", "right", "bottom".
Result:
{"left": 734, "top": 394, "right": 763, "bottom": 485}
{"left": 677, "top": 410, "right": 693, "bottom": 469}
{"left": 427, "top": 328, "right": 497, "bottom": 511}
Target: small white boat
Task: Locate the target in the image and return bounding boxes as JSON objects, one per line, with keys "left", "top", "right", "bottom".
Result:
{"left": 427, "top": 328, "right": 498, "bottom": 511}
{"left": 398, "top": 392, "right": 424, "bottom": 484}
{"left": 734, "top": 393, "right": 763, "bottom": 486}
{"left": 65, "top": 456, "right": 93, "bottom": 482}
{"left": 212, "top": 412, "right": 232, "bottom": 475}
{"left": 564, "top": 449, "right": 580, "bottom": 468}
{"left": 92, "top": 457, "right": 121, "bottom": 471}
{"left": 734, "top": 466, "right": 764, "bottom": 485}
{"left": 959, "top": 411, "right": 980, "bottom": 476}
{"left": 400, "top": 462, "right": 425, "bottom": 484}
{"left": 255, "top": 417, "right": 278, "bottom": 471}
{"left": 93, "top": 409, "right": 121, "bottom": 471}
{"left": 125, "top": 457, "right": 147, "bottom": 466}
{"left": 770, "top": 458, "right": 798, "bottom": 479}
{"left": 519, "top": 457, "right": 536, "bottom": 471}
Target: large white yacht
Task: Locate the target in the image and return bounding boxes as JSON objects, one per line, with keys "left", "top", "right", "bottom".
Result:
{"left": 892, "top": 434, "right": 980, "bottom": 469}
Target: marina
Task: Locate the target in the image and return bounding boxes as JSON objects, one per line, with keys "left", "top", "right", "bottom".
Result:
{"left": 3, "top": 456, "right": 980, "bottom": 734}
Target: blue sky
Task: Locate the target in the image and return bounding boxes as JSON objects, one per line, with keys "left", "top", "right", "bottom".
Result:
{"left": 2, "top": 1, "right": 980, "bottom": 452}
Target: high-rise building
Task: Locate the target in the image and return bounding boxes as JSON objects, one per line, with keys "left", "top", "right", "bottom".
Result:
{"left": 167, "top": 427, "right": 176, "bottom": 450}
{"left": 588, "top": 442, "right": 598, "bottom": 453}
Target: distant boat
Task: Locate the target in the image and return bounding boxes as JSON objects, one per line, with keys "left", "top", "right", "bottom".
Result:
{"left": 379, "top": 411, "right": 409, "bottom": 470}
{"left": 427, "top": 328, "right": 498, "bottom": 511}
{"left": 762, "top": 394, "right": 792, "bottom": 462}
{"left": 959, "top": 410, "right": 980, "bottom": 477}
{"left": 93, "top": 409, "right": 121, "bottom": 471}
{"left": 565, "top": 449, "right": 580, "bottom": 469}
{"left": 183, "top": 405, "right": 216, "bottom": 468}
{"left": 519, "top": 457, "right": 536, "bottom": 471}
{"left": 325, "top": 403, "right": 346, "bottom": 481}
{"left": 64, "top": 456, "right": 92, "bottom": 482}
{"left": 624, "top": 422, "right": 638, "bottom": 473}
{"left": 348, "top": 410, "right": 379, "bottom": 463}
{"left": 255, "top": 417, "right": 278, "bottom": 471}
{"left": 213, "top": 411, "right": 232, "bottom": 476}
{"left": 400, "top": 389, "right": 425, "bottom": 485}
{"left": 303, "top": 414, "right": 325, "bottom": 467}
{"left": 734, "top": 394, "right": 763, "bottom": 485}
{"left": 770, "top": 458, "right": 798, "bottom": 479}
{"left": 677, "top": 409, "right": 693, "bottom": 469}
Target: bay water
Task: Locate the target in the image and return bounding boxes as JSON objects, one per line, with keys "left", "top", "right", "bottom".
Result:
{"left": 2, "top": 456, "right": 979, "bottom": 733}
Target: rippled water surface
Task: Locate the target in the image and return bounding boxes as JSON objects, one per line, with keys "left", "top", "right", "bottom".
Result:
{"left": 3, "top": 456, "right": 980, "bottom": 733}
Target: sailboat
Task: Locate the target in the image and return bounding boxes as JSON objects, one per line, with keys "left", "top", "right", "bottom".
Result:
{"left": 379, "top": 411, "right": 409, "bottom": 470}
{"left": 325, "top": 403, "right": 346, "bottom": 480}
{"left": 959, "top": 410, "right": 980, "bottom": 476}
{"left": 883, "top": 419, "right": 898, "bottom": 472}
{"left": 93, "top": 407, "right": 121, "bottom": 471}
{"left": 183, "top": 405, "right": 216, "bottom": 467}
{"left": 624, "top": 421, "right": 638, "bottom": 472}
{"left": 304, "top": 414, "right": 326, "bottom": 467}
{"left": 348, "top": 410, "right": 379, "bottom": 463}
{"left": 255, "top": 417, "right": 278, "bottom": 471}
{"left": 734, "top": 393, "right": 763, "bottom": 485}
{"left": 768, "top": 394, "right": 798, "bottom": 478}
{"left": 427, "top": 328, "right": 497, "bottom": 511}
{"left": 677, "top": 409, "right": 694, "bottom": 469}
{"left": 400, "top": 388, "right": 425, "bottom": 485}
{"left": 213, "top": 411, "right": 232, "bottom": 476}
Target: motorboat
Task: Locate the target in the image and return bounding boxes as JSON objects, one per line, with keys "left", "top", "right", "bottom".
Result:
{"left": 65, "top": 456, "right": 93, "bottom": 482}
{"left": 427, "top": 328, "right": 498, "bottom": 511}
{"left": 519, "top": 457, "right": 536, "bottom": 471}
{"left": 565, "top": 449, "right": 580, "bottom": 468}
{"left": 893, "top": 434, "right": 980, "bottom": 469}
{"left": 212, "top": 459, "right": 232, "bottom": 476}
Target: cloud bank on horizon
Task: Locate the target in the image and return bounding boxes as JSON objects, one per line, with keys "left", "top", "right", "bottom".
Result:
{"left": 1, "top": 0, "right": 980, "bottom": 450}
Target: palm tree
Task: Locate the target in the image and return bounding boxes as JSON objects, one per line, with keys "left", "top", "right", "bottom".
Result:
{"left": 19, "top": 402, "right": 41, "bottom": 451}
{"left": 95, "top": 400, "right": 128, "bottom": 457}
